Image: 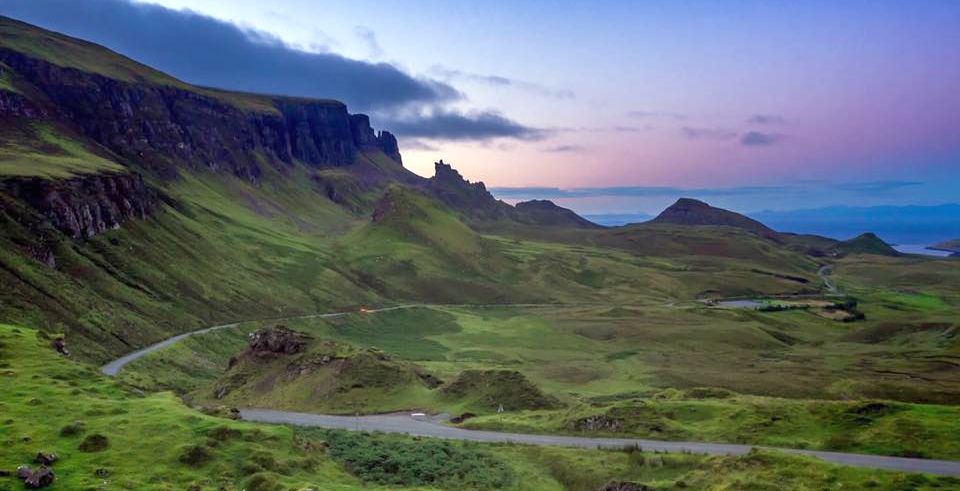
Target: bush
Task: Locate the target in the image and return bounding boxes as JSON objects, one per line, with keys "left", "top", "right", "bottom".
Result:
{"left": 59, "top": 421, "right": 85, "bottom": 437}
{"left": 78, "top": 434, "right": 109, "bottom": 452}
{"left": 320, "top": 430, "right": 513, "bottom": 489}
{"left": 178, "top": 444, "right": 214, "bottom": 467}
{"left": 206, "top": 425, "right": 242, "bottom": 441}
{"left": 245, "top": 473, "right": 282, "bottom": 491}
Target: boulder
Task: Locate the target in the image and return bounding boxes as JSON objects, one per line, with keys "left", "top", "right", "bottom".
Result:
{"left": 16, "top": 465, "right": 55, "bottom": 489}
{"left": 33, "top": 452, "right": 57, "bottom": 466}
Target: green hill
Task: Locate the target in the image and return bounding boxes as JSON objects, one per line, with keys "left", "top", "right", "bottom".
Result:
{"left": 836, "top": 232, "right": 899, "bottom": 256}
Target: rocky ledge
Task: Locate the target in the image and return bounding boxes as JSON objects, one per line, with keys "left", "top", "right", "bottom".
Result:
{"left": 0, "top": 172, "right": 157, "bottom": 239}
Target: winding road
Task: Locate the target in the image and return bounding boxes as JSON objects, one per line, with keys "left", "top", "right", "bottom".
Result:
{"left": 100, "top": 302, "right": 960, "bottom": 477}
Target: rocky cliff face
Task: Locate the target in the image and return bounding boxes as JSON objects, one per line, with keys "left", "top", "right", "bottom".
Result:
{"left": 426, "top": 160, "right": 512, "bottom": 220}
{"left": 0, "top": 48, "right": 402, "bottom": 181}
{"left": 1, "top": 172, "right": 156, "bottom": 239}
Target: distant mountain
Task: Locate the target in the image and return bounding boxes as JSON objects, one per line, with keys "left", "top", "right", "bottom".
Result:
{"left": 514, "top": 200, "right": 600, "bottom": 228}
{"left": 930, "top": 239, "right": 960, "bottom": 255}
{"left": 651, "top": 198, "right": 775, "bottom": 235}
{"left": 836, "top": 233, "right": 899, "bottom": 257}
{"left": 751, "top": 204, "right": 960, "bottom": 244}
{"left": 582, "top": 213, "right": 653, "bottom": 226}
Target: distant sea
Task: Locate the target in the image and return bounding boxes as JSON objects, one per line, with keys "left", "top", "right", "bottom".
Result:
{"left": 582, "top": 204, "right": 960, "bottom": 258}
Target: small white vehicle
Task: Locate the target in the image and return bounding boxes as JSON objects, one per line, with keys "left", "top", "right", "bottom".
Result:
{"left": 410, "top": 412, "right": 428, "bottom": 421}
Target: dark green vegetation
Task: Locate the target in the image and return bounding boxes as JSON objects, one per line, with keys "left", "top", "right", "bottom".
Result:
{"left": 318, "top": 430, "right": 515, "bottom": 488}
{"left": 2, "top": 15, "right": 960, "bottom": 490}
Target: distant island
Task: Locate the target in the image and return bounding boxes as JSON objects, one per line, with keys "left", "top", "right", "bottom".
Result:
{"left": 929, "top": 239, "right": 960, "bottom": 256}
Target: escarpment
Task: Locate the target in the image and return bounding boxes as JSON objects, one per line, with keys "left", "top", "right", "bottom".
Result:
{"left": 0, "top": 47, "right": 403, "bottom": 182}
{"left": 0, "top": 172, "right": 156, "bottom": 239}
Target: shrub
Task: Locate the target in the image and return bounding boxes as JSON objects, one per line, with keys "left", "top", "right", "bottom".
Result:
{"left": 178, "top": 444, "right": 214, "bottom": 467}
{"left": 245, "top": 473, "right": 282, "bottom": 491}
{"left": 59, "top": 421, "right": 85, "bottom": 437}
{"left": 320, "top": 430, "right": 513, "bottom": 489}
{"left": 78, "top": 434, "right": 109, "bottom": 452}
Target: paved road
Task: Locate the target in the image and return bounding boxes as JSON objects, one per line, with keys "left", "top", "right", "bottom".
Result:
{"left": 818, "top": 264, "right": 839, "bottom": 294}
{"left": 101, "top": 301, "right": 960, "bottom": 477}
{"left": 240, "top": 409, "right": 960, "bottom": 476}
{"left": 100, "top": 305, "right": 419, "bottom": 376}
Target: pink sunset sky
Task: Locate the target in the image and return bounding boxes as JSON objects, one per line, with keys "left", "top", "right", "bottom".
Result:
{"left": 4, "top": 0, "right": 958, "bottom": 213}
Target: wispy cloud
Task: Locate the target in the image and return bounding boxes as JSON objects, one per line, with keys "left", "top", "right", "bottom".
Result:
{"left": 490, "top": 185, "right": 788, "bottom": 200}
{"left": 747, "top": 114, "right": 786, "bottom": 125}
{"left": 401, "top": 139, "right": 440, "bottom": 151}
{"left": 430, "top": 65, "right": 575, "bottom": 99}
{"left": 353, "top": 25, "right": 384, "bottom": 59}
{"left": 544, "top": 144, "right": 587, "bottom": 153}
{"left": 740, "top": 131, "right": 786, "bottom": 146}
{"left": 628, "top": 110, "right": 687, "bottom": 120}
{"left": 491, "top": 180, "right": 927, "bottom": 201}
{"left": 681, "top": 127, "right": 738, "bottom": 140}
{"left": 832, "top": 181, "right": 924, "bottom": 193}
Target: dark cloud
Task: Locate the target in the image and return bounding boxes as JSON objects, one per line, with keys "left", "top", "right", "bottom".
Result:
{"left": 748, "top": 114, "right": 786, "bottom": 125}
{"left": 628, "top": 110, "right": 687, "bottom": 120}
{"left": 545, "top": 144, "right": 587, "bottom": 153}
{"left": 0, "top": 0, "right": 458, "bottom": 111}
{"left": 681, "top": 127, "right": 738, "bottom": 140}
{"left": 383, "top": 110, "right": 546, "bottom": 141}
{"left": 740, "top": 131, "right": 786, "bottom": 146}
{"left": 430, "top": 65, "right": 575, "bottom": 99}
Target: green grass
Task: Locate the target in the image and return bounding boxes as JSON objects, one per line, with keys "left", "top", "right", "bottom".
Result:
{"left": 9, "top": 322, "right": 947, "bottom": 490}
{"left": 0, "top": 123, "right": 126, "bottom": 178}
{"left": 121, "top": 300, "right": 960, "bottom": 459}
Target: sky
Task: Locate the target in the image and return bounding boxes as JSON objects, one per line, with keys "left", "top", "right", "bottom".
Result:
{"left": 2, "top": 0, "right": 959, "bottom": 214}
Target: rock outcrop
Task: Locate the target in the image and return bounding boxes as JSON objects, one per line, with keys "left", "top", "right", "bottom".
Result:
{"left": 0, "top": 172, "right": 156, "bottom": 239}
{"left": 16, "top": 465, "right": 55, "bottom": 489}
{"left": 426, "top": 160, "right": 511, "bottom": 220}
{"left": 349, "top": 114, "right": 403, "bottom": 164}
{"left": 243, "top": 326, "right": 311, "bottom": 358}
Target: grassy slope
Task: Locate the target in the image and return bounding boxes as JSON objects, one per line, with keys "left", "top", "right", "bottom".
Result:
{"left": 121, "top": 298, "right": 960, "bottom": 459}
{"left": 0, "top": 161, "right": 384, "bottom": 361}
{"left": 0, "top": 121, "right": 126, "bottom": 178}
{"left": 3, "top": 323, "right": 954, "bottom": 491}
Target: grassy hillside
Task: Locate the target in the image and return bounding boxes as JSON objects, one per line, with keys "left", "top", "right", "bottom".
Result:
{"left": 120, "top": 296, "right": 960, "bottom": 458}
{"left": 4, "top": 323, "right": 955, "bottom": 491}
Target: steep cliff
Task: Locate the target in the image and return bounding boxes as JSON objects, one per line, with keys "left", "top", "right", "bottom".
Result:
{"left": 0, "top": 172, "right": 156, "bottom": 239}
{"left": 0, "top": 46, "right": 402, "bottom": 180}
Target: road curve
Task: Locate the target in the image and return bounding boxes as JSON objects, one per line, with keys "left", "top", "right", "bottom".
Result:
{"left": 101, "top": 302, "right": 960, "bottom": 477}
{"left": 240, "top": 409, "right": 960, "bottom": 477}
{"left": 100, "top": 305, "right": 419, "bottom": 376}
